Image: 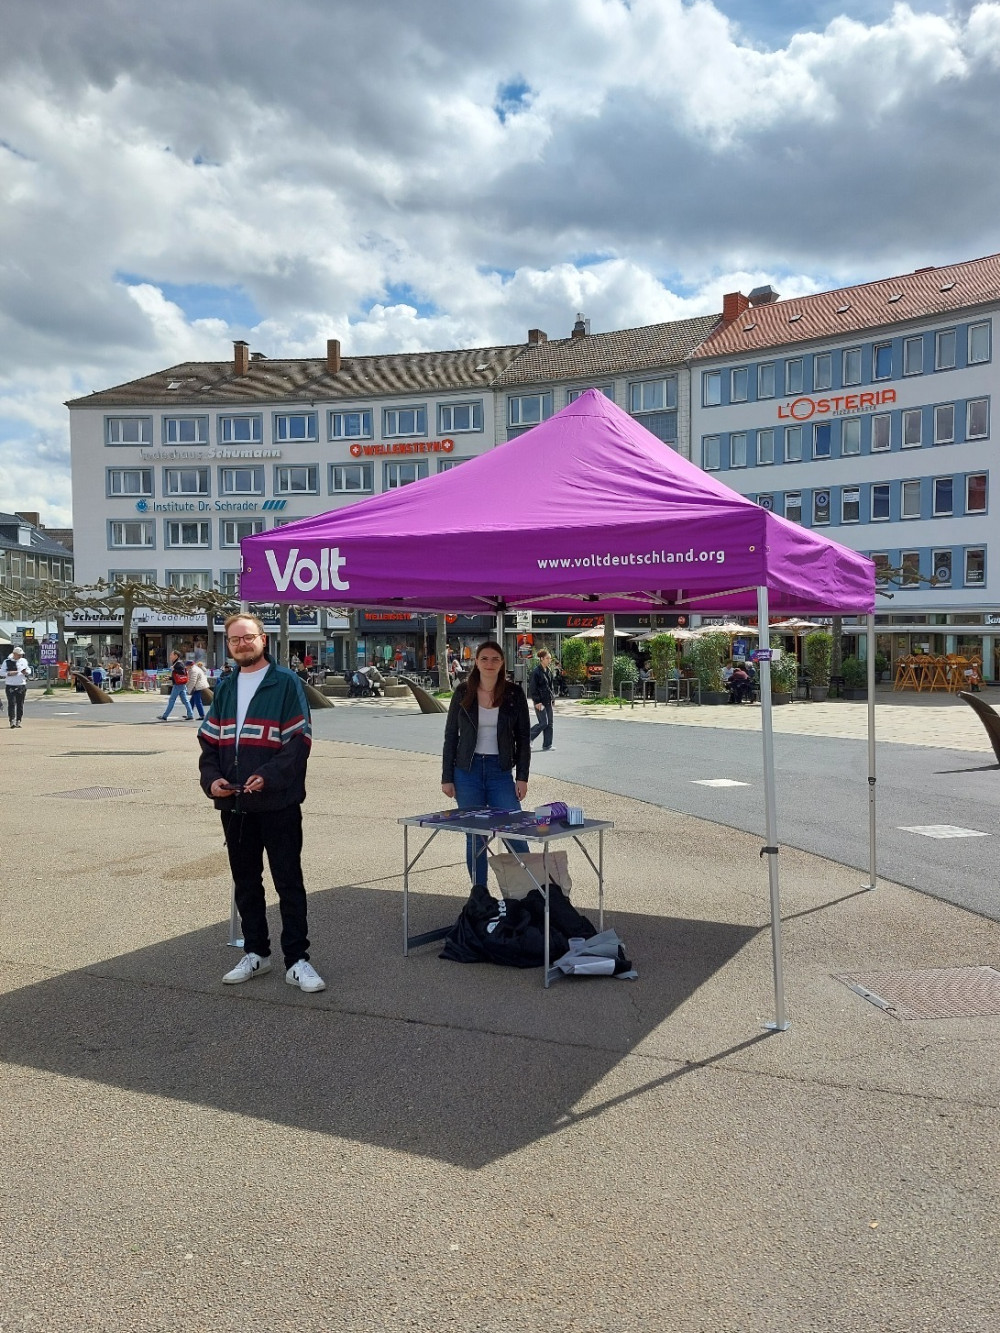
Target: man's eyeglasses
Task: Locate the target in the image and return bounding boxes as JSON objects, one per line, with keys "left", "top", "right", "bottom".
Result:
{"left": 227, "top": 634, "right": 262, "bottom": 646}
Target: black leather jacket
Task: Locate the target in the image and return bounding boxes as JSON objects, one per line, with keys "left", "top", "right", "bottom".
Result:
{"left": 442, "top": 681, "right": 531, "bottom": 784}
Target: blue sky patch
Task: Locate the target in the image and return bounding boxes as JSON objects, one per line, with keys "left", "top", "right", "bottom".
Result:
{"left": 380, "top": 283, "right": 439, "bottom": 318}
{"left": 715, "top": 0, "right": 951, "bottom": 48}
{"left": 116, "top": 274, "right": 260, "bottom": 326}
{"left": 494, "top": 78, "right": 532, "bottom": 124}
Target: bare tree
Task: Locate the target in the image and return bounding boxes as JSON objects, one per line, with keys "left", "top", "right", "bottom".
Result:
{"left": 601, "top": 613, "right": 616, "bottom": 696}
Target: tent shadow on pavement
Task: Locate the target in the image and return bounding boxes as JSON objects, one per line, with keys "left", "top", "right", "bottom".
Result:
{"left": 0, "top": 884, "right": 758, "bottom": 1170}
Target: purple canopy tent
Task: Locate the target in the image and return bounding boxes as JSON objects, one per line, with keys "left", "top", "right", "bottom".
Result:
{"left": 242, "top": 391, "right": 877, "bottom": 1028}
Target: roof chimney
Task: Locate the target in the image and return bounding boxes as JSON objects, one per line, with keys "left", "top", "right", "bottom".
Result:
{"left": 527, "top": 328, "right": 547, "bottom": 345}
{"left": 571, "top": 313, "right": 590, "bottom": 339}
{"left": 721, "top": 292, "right": 751, "bottom": 324}
{"left": 15, "top": 511, "right": 40, "bottom": 529}
{"left": 327, "top": 338, "right": 342, "bottom": 373}
{"left": 233, "top": 340, "right": 250, "bottom": 375}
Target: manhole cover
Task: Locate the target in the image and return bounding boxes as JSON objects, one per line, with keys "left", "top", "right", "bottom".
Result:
{"left": 838, "top": 967, "right": 1000, "bottom": 1020}
{"left": 45, "top": 787, "right": 145, "bottom": 800}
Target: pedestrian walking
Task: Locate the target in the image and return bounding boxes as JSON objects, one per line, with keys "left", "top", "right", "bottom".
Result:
{"left": 199, "top": 613, "right": 325, "bottom": 993}
{"left": 158, "top": 650, "right": 194, "bottom": 721}
{"left": 441, "top": 640, "right": 531, "bottom": 885}
{"left": 3, "top": 646, "right": 31, "bottom": 728}
{"left": 528, "top": 648, "right": 556, "bottom": 751}
{"left": 186, "top": 656, "right": 210, "bottom": 720}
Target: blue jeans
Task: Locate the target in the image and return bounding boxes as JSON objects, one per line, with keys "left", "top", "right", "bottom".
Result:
{"left": 452, "top": 752, "right": 530, "bottom": 885}
{"left": 529, "top": 701, "right": 553, "bottom": 748}
{"left": 161, "top": 681, "right": 193, "bottom": 719}
{"left": 188, "top": 688, "right": 206, "bottom": 719}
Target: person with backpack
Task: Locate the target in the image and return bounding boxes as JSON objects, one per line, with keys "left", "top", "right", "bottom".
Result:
{"left": 4, "top": 646, "right": 31, "bottom": 728}
{"left": 158, "top": 650, "right": 194, "bottom": 721}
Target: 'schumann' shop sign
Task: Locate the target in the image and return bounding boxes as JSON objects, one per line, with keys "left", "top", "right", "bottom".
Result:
{"left": 777, "top": 389, "right": 896, "bottom": 420}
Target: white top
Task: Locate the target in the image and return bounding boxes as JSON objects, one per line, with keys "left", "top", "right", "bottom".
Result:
{"left": 476, "top": 704, "right": 500, "bottom": 755}
{"left": 235, "top": 668, "right": 266, "bottom": 743}
{"left": 3, "top": 655, "right": 31, "bottom": 686}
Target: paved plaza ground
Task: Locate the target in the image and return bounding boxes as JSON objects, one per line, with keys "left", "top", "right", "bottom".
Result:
{"left": 1, "top": 690, "right": 998, "bottom": 1331}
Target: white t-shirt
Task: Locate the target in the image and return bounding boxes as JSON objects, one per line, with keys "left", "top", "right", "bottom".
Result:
{"left": 235, "top": 668, "right": 266, "bottom": 743}
{"left": 476, "top": 704, "right": 500, "bottom": 755}
{"left": 4, "top": 656, "right": 31, "bottom": 686}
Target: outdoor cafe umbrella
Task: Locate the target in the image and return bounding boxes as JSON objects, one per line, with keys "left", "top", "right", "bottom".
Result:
{"left": 566, "top": 625, "right": 632, "bottom": 639}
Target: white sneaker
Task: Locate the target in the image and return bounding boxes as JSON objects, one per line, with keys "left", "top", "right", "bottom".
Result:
{"left": 285, "top": 960, "right": 326, "bottom": 993}
{"left": 222, "top": 952, "right": 272, "bottom": 984}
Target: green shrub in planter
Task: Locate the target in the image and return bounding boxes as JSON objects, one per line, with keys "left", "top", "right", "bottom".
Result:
{"left": 647, "top": 633, "right": 676, "bottom": 686}
{"left": 613, "top": 654, "right": 639, "bottom": 690}
{"left": 690, "top": 632, "right": 729, "bottom": 694}
{"left": 560, "top": 636, "right": 587, "bottom": 685}
{"left": 770, "top": 653, "right": 799, "bottom": 693}
{"left": 874, "top": 651, "right": 890, "bottom": 680}
{"left": 841, "top": 656, "right": 868, "bottom": 689}
{"left": 804, "top": 631, "right": 832, "bottom": 688}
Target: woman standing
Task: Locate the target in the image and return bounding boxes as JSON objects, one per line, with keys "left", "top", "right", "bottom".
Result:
{"left": 186, "top": 656, "right": 210, "bottom": 720}
{"left": 441, "top": 640, "right": 531, "bottom": 885}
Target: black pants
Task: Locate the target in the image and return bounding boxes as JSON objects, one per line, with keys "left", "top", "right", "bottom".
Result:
{"left": 529, "top": 701, "right": 553, "bottom": 748}
{"left": 6, "top": 685, "right": 26, "bottom": 723}
{"left": 221, "top": 804, "right": 309, "bottom": 969}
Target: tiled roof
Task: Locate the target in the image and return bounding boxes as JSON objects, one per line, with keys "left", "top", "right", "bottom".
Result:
{"left": 491, "top": 314, "right": 721, "bottom": 387}
{"left": 692, "top": 252, "right": 1000, "bottom": 361}
{"left": 0, "top": 513, "right": 73, "bottom": 557}
{"left": 66, "top": 344, "right": 528, "bottom": 409}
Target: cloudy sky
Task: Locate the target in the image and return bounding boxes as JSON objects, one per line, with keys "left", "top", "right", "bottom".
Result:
{"left": 1, "top": 0, "right": 998, "bottom": 525}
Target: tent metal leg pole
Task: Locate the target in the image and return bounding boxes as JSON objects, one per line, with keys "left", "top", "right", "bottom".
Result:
{"left": 403, "top": 824, "right": 410, "bottom": 956}
{"left": 863, "top": 613, "right": 878, "bottom": 891}
{"left": 757, "top": 587, "right": 789, "bottom": 1032}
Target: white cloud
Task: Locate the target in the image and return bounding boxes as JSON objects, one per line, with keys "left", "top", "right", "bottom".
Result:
{"left": 1, "top": 0, "right": 999, "bottom": 522}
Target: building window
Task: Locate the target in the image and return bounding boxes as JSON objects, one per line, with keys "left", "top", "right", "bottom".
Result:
{"left": 106, "top": 468, "right": 153, "bottom": 497}
{"left": 165, "top": 521, "right": 210, "bottom": 548}
{"left": 219, "top": 467, "right": 264, "bottom": 495}
{"left": 842, "top": 487, "right": 860, "bottom": 523}
{"left": 871, "top": 483, "right": 890, "bottom": 521}
{"left": 384, "top": 406, "right": 427, "bottom": 437}
{"left": 784, "top": 425, "right": 803, "bottom": 463}
{"left": 932, "top": 550, "right": 952, "bottom": 586}
{"left": 872, "top": 342, "right": 893, "bottom": 380}
{"left": 935, "top": 329, "right": 957, "bottom": 370}
{"left": 384, "top": 461, "right": 428, "bottom": 488}
{"left": 842, "top": 348, "right": 862, "bottom": 386}
{"left": 166, "top": 570, "right": 212, "bottom": 591}
{"left": 437, "top": 457, "right": 471, "bottom": 472}
{"left": 813, "top": 352, "right": 832, "bottom": 391}
{"left": 757, "top": 364, "right": 776, "bottom": 399}
{"left": 507, "top": 394, "right": 552, "bottom": 427}
{"left": 109, "top": 520, "right": 154, "bottom": 549}
{"left": 106, "top": 416, "right": 152, "bottom": 446}
{"left": 812, "top": 489, "right": 831, "bottom": 525}
{"left": 871, "top": 552, "right": 891, "bottom": 584}
{"left": 274, "top": 465, "right": 319, "bottom": 494}
{"left": 221, "top": 519, "right": 265, "bottom": 547}
{"left": 108, "top": 569, "right": 156, "bottom": 586}
{"left": 274, "top": 412, "right": 318, "bottom": 443}
{"left": 329, "top": 410, "right": 373, "bottom": 439}
{"left": 164, "top": 467, "right": 209, "bottom": 496}
{"left": 968, "top": 322, "right": 991, "bottom": 365}
{"left": 967, "top": 473, "right": 988, "bottom": 513}
{"left": 163, "top": 416, "right": 208, "bottom": 445}
{"left": 730, "top": 368, "right": 749, "bottom": 403}
{"left": 703, "top": 436, "right": 721, "bottom": 471}
{"left": 785, "top": 492, "right": 802, "bottom": 524}
{"left": 566, "top": 385, "right": 615, "bottom": 403}
{"left": 813, "top": 422, "right": 831, "bottom": 458}
{"left": 330, "top": 463, "right": 374, "bottom": 493}
{"left": 900, "top": 552, "right": 920, "bottom": 586}
{"left": 785, "top": 359, "right": 804, "bottom": 394}
{"left": 218, "top": 414, "right": 262, "bottom": 444}
{"left": 902, "top": 409, "right": 922, "bottom": 448}
{"left": 756, "top": 428, "right": 775, "bottom": 465}
{"left": 841, "top": 417, "right": 861, "bottom": 455}
{"left": 901, "top": 479, "right": 922, "bottom": 519}
{"left": 903, "top": 335, "right": 924, "bottom": 376}
{"left": 870, "top": 414, "right": 891, "bottom": 452}
{"left": 967, "top": 398, "right": 989, "bottom": 439}
{"left": 934, "top": 403, "right": 955, "bottom": 444}
{"left": 730, "top": 433, "right": 747, "bottom": 468}
{"left": 702, "top": 371, "right": 722, "bottom": 407}
{"left": 933, "top": 477, "right": 954, "bottom": 516}
{"left": 757, "top": 494, "right": 774, "bottom": 511}
{"left": 630, "top": 378, "right": 678, "bottom": 414}
{"left": 965, "top": 548, "right": 986, "bottom": 586}
{"left": 438, "top": 401, "right": 483, "bottom": 432}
